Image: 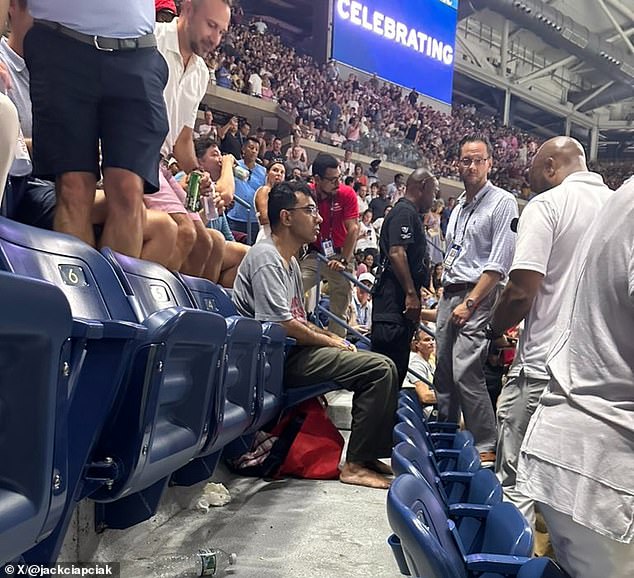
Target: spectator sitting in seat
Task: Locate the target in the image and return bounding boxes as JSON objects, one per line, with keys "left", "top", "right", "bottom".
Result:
{"left": 403, "top": 328, "right": 437, "bottom": 405}
{"left": 155, "top": 0, "right": 177, "bottom": 22}
{"left": 195, "top": 137, "right": 248, "bottom": 287}
{"left": 262, "top": 137, "right": 284, "bottom": 168}
{"left": 0, "top": 0, "right": 20, "bottom": 199}
{"left": 232, "top": 180, "right": 399, "bottom": 489}
{"left": 196, "top": 108, "right": 218, "bottom": 141}
{"left": 254, "top": 161, "right": 286, "bottom": 243}
{"left": 284, "top": 146, "right": 308, "bottom": 178}
{"left": 226, "top": 136, "right": 266, "bottom": 244}
{"left": 348, "top": 271, "right": 374, "bottom": 336}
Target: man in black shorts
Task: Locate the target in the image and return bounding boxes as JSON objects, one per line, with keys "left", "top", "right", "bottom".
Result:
{"left": 372, "top": 168, "right": 438, "bottom": 384}
{"left": 24, "top": 0, "right": 169, "bottom": 257}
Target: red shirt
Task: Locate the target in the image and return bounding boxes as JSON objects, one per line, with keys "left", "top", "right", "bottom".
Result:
{"left": 312, "top": 184, "right": 359, "bottom": 250}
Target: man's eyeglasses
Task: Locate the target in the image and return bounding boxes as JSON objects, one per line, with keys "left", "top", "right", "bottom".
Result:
{"left": 320, "top": 174, "right": 342, "bottom": 183}
{"left": 459, "top": 157, "right": 489, "bottom": 168}
{"left": 285, "top": 205, "right": 320, "bottom": 217}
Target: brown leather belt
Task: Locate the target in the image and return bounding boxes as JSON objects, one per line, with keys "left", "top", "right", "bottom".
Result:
{"left": 443, "top": 282, "right": 475, "bottom": 295}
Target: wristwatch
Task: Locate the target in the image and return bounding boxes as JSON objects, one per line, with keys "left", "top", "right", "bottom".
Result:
{"left": 465, "top": 297, "right": 477, "bottom": 311}
{"left": 339, "top": 257, "right": 348, "bottom": 267}
{"left": 485, "top": 323, "right": 503, "bottom": 341}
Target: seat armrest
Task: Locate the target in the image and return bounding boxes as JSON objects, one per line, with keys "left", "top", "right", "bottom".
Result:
{"left": 426, "top": 421, "right": 459, "bottom": 432}
{"left": 439, "top": 471, "right": 475, "bottom": 483}
{"left": 101, "top": 320, "right": 147, "bottom": 340}
{"left": 434, "top": 448, "right": 461, "bottom": 459}
{"left": 448, "top": 503, "right": 491, "bottom": 519}
{"left": 465, "top": 554, "right": 531, "bottom": 574}
{"left": 72, "top": 318, "right": 104, "bottom": 340}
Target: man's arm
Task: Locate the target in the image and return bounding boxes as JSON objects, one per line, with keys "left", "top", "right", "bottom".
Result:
{"left": 489, "top": 269, "right": 544, "bottom": 336}
{"left": 218, "top": 116, "right": 236, "bottom": 140}
{"left": 389, "top": 245, "right": 420, "bottom": 323}
{"left": 215, "top": 154, "right": 236, "bottom": 207}
{"left": 281, "top": 318, "right": 354, "bottom": 350}
{"left": 173, "top": 126, "right": 198, "bottom": 172}
{"left": 451, "top": 270, "right": 501, "bottom": 326}
{"left": 340, "top": 217, "right": 359, "bottom": 264}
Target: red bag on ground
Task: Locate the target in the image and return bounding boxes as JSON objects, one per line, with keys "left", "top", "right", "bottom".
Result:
{"left": 270, "top": 397, "right": 345, "bottom": 480}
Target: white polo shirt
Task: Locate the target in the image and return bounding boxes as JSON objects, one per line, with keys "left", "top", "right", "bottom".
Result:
{"left": 155, "top": 20, "right": 210, "bottom": 159}
{"left": 508, "top": 171, "right": 613, "bottom": 379}
{"left": 517, "top": 175, "right": 634, "bottom": 543}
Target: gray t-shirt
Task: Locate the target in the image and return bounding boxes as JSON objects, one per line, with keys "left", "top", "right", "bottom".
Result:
{"left": 29, "top": 0, "right": 154, "bottom": 38}
{"left": 232, "top": 238, "right": 307, "bottom": 324}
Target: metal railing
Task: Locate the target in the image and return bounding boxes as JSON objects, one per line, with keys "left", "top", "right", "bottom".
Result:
{"left": 311, "top": 253, "right": 438, "bottom": 390}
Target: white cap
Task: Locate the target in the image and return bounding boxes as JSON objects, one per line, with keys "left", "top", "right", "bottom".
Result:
{"left": 358, "top": 272, "right": 375, "bottom": 285}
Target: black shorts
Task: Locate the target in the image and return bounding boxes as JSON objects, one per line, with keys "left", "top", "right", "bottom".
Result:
{"left": 24, "top": 23, "right": 169, "bottom": 192}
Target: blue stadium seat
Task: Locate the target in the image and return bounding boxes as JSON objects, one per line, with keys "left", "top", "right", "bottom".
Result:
{"left": 176, "top": 271, "right": 342, "bottom": 414}
{"left": 387, "top": 473, "right": 533, "bottom": 578}
{"left": 396, "top": 405, "right": 472, "bottom": 451}
{"left": 0, "top": 218, "right": 159, "bottom": 559}
{"left": 0, "top": 218, "right": 227, "bottom": 544}
{"left": 177, "top": 273, "right": 283, "bottom": 432}
{"left": 101, "top": 252, "right": 259, "bottom": 489}
{"left": 394, "top": 420, "right": 478, "bottom": 474}
{"left": 0, "top": 272, "right": 72, "bottom": 565}
{"left": 398, "top": 393, "right": 459, "bottom": 434}
{"left": 392, "top": 441, "right": 502, "bottom": 554}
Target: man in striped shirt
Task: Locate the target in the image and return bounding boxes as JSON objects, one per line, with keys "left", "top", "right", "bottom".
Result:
{"left": 433, "top": 134, "right": 518, "bottom": 466}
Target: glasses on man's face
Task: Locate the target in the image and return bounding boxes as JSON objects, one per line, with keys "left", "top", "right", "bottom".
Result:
{"left": 321, "top": 174, "right": 342, "bottom": 184}
{"left": 285, "top": 205, "right": 320, "bottom": 217}
{"left": 459, "top": 157, "right": 489, "bottom": 168}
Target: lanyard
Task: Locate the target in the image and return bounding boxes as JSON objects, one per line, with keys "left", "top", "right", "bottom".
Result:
{"left": 323, "top": 191, "right": 338, "bottom": 241}
{"left": 453, "top": 188, "right": 489, "bottom": 245}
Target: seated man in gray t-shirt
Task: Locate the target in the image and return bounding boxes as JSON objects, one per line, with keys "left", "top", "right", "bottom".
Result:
{"left": 233, "top": 181, "right": 399, "bottom": 489}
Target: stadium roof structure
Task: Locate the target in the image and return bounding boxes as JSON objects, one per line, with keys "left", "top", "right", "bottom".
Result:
{"left": 456, "top": 0, "right": 633, "bottom": 155}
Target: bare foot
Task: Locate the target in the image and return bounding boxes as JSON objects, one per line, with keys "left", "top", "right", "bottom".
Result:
{"left": 364, "top": 459, "right": 393, "bottom": 476}
{"left": 340, "top": 462, "right": 391, "bottom": 489}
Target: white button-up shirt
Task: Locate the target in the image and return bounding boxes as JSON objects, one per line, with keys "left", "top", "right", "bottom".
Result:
{"left": 155, "top": 19, "right": 210, "bottom": 159}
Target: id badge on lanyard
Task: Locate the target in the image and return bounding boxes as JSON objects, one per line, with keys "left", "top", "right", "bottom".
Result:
{"left": 321, "top": 239, "right": 335, "bottom": 258}
{"left": 444, "top": 243, "right": 462, "bottom": 269}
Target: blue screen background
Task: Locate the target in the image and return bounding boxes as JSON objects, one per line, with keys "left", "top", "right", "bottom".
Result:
{"left": 331, "top": 0, "right": 458, "bottom": 105}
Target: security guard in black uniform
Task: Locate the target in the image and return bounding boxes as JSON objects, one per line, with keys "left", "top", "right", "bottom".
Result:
{"left": 371, "top": 168, "right": 439, "bottom": 384}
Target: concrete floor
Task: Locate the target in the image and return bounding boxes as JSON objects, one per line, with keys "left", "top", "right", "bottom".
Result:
{"left": 88, "top": 392, "right": 401, "bottom": 577}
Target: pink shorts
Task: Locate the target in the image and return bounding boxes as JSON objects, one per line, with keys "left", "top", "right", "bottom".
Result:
{"left": 144, "top": 165, "right": 201, "bottom": 222}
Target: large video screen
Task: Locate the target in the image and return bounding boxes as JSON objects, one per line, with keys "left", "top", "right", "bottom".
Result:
{"left": 331, "top": 0, "right": 459, "bottom": 105}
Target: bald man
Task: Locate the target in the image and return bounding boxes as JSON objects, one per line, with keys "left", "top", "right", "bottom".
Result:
{"left": 372, "top": 168, "right": 439, "bottom": 384}
{"left": 488, "top": 136, "right": 613, "bottom": 526}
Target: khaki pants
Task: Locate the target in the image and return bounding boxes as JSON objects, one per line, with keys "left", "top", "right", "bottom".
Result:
{"left": 301, "top": 252, "right": 353, "bottom": 338}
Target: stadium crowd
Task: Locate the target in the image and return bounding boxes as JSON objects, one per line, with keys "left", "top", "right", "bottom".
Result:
{"left": 0, "top": 0, "right": 632, "bottom": 576}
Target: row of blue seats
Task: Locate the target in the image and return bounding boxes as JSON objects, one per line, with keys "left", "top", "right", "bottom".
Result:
{"left": 386, "top": 391, "right": 569, "bottom": 578}
{"left": 0, "top": 216, "right": 341, "bottom": 566}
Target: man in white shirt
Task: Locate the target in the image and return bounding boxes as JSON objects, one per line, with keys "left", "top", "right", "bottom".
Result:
{"left": 515, "top": 175, "right": 634, "bottom": 578}
{"left": 248, "top": 70, "right": 262, "bottom": 97}
{"left": 146, "top": 0, "right": 231, "bottom": 275}
{"left": 488, "top": 137, "right": 613, "bottom": 526}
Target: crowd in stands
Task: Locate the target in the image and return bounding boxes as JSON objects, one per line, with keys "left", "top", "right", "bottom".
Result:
{"left": 203, "top": 19, "right": 630, "bottom": 194}
{"left": 1, "top": 0, "right": 632, "bottom": 573}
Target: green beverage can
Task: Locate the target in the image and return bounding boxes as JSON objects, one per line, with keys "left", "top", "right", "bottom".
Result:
{"left": 186, "top": 171, "right": 203, "bottom": 212}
